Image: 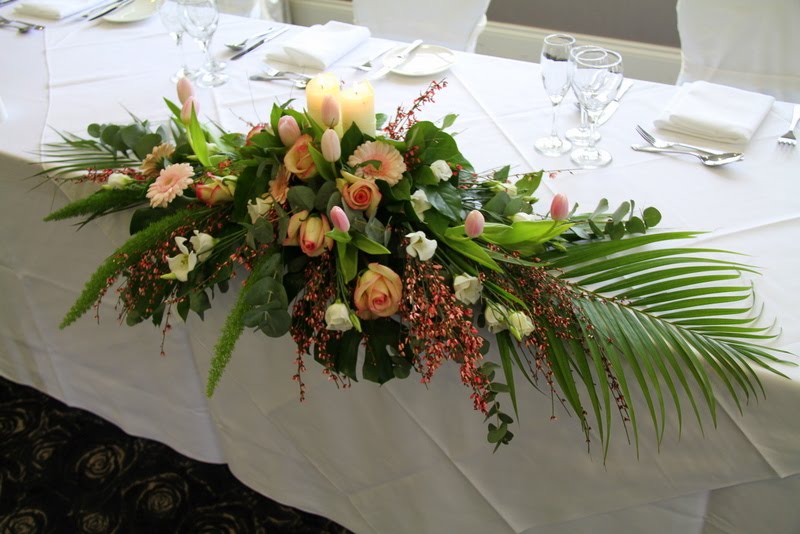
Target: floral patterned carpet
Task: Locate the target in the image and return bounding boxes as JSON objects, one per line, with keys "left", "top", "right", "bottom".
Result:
{"left": 0, "top": 376, "right": 351, "bottom": 533}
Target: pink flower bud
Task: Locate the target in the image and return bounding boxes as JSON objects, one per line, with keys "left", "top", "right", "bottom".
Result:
{"left": 550, "top": 193, "right": 569, "bottom": 221}
{"left": 278, "top": 115, "right": 301, "bottom": 147}
{"left": 330, "top": 205, "right": 350, "bottom": 232}
{"left": 321, "top": 128, "right": 341, "bottom": 162}
{"left": 177, "top": 77, "right": 194, "bottom": 105}
{"left": 180, "top": 96, "right": 198, "bottom": 125}
{"left": 321, "top": 94, "right": 340, "bottom": 128}
{"left": 465, "top": 210, "right": 484, "bottom": 238}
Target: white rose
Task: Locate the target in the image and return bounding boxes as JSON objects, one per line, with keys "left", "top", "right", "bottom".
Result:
{"left": 190, "top": 230, "right": 216, "bottom": 262}
{"left": 430, "top": 160, "right": 452, "bottom": 182}
{"left": 507, "top": 311, "right": 535, "bottom": 341}
{"left": 405, "top": 231, "right": 437, "bottom": 261}
{"left": 484, "top": 303, "right": 508, "bottom": 334}
{"left": 247, "top": 196, "right": 273, "bottom": 223}
{"left": 491, "top": 182, "right": 517, "bottom": 196}
{"left": 104, "top": 172, "right": 133, "bottom": 189}
{"left": 453, "top": 274, "right": 482, "bottom": 305}
{"left": 410, "top": 189, "right": 432, "bottom": 221}
{"left": 511, "top": 212, "right": 537, "bottom": 223}
{"left": 325, "top": 302, "right": 353, "bottom": 332}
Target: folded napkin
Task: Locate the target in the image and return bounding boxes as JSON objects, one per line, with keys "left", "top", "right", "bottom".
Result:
{"left": 15, "top": 0, "right": 103, "bottom": 19}
{"left": 654, "top": 81, "right": 774, "bottom": 144}
{"left": 265, "top": 21, "right": 370, "bottom": 70}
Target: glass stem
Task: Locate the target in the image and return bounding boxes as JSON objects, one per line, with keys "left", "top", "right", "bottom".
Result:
{"left": 579, "top": 105, "right": 588, "bottom": 131}
{"left": 586, "top": 116, "right": 599, "bottom": 155}
{"left": 550, "top": 102, "right": 559, "bottom": 138}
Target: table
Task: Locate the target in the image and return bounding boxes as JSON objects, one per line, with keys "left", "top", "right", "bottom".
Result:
{"left": 2, "top": 10, "right": 800, "bottom": 534}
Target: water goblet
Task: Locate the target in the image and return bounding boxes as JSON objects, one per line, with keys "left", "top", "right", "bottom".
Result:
{"left": 565, "top": 44, "right": 602, "bottom": 147}
{"left": 179, "top": 0, "right": 228, "bottom": 88}
{"left": 158, "top": 0, "right": 198, "bottom": 81}
{"left": 534, "top": 33, "right": 576, "bottom": 157}
{"left": 570, "top": 47, "right": 623, "bottom": 168}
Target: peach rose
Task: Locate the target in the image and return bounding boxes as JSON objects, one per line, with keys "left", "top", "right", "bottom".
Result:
{"left": 195, "top": 177, "right": 235, "bottom": 206}
{"left": 284, "top": 134, "right": 317, "bottom": 180}
{"left": 354, "top": 263, "right": 402, "bottom": 319}
{"left": 283, "top": 210, "right": 333, "bottom": 257}
{"left": 341, "top": 177, "right": 381, "bottom": 218}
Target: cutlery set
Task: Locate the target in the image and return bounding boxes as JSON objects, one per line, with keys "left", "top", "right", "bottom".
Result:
{"left": 229, "top": 26, "right": 288, "bottom": 60}
{"left": 0, "top": 15, "right": 43, "bottom": 31}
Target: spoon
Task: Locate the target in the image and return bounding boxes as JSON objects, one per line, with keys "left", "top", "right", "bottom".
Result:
{"left": 631, "top": 145, "right": 743, "bottom": 166}
{"left": 249, "top": 74, "right": 308, "bottom": 89}
{"left": 225, "top": 28, "right": 276, "bottom": 51}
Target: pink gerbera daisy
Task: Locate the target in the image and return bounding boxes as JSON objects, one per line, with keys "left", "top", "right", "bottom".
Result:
{"left": 347, "top": 141, "right": 407, "bottom": 186}
{"left": 146, "top": 162, "right": 195, "bottom": 208}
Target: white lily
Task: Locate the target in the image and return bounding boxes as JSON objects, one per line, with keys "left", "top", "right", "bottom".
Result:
{"left": 190, "top": 230, "right": 216, "bottom": 262}
{"left": 410, "top": 189, "right": 432, "bottom": 222}
{"left": 162, "top": 237, "right": 197, "bottom": 282}
{"left": 405, "top": 231, "right": 437, "bottom": 261}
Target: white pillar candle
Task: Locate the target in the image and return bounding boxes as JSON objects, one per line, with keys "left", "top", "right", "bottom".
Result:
{"left": 305, "top": 73, "right": 341, "bottom": 134}
{"left": 340, "top": 80, "right": 375, "bottom": 137}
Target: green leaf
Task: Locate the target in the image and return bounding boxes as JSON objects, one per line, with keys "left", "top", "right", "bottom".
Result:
{"left": 287, "top": 186, "right": 316, "bottom": 212}
{"left": 421, "top": 182, "right": 464, "bottom": 222}
{"left": 351, "top": 233, "right": 390, "bottom": 255}
{"left": 188, "top": 108, "right": 210, "bottom": 168}
{"left": 514, "top": 171, "right": 543, "bottom": 196}
{"left": 643, "top": 207, "right": 662, "bottom": 227}
{"left": 308, "top": 144, "right": 336, "bottom": 181}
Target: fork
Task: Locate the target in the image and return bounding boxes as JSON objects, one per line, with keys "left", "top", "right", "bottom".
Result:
{"left": 225, "top": 28, "right": 276, "bottom": 51}
{"left": 351, "top": 47, "right": 392, "bottom": 71}
{"left": 0, "top": 15, "right": 45, "bottom": 30}
{"left": 635, "top": 124, "right": 725, "bottom": 156}
{"left": 777, "top": 104, "right": 800, "bottom": 146}
{"left": 261, "top": 66, "right": 313, "bottom": 80}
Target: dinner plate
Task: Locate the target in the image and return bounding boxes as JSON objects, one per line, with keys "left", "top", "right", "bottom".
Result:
{"left": 389, "top": 44, "right": 456, "bottom": 76}
{"left": 103, "top": 0, "right": 157, "bottom": 23}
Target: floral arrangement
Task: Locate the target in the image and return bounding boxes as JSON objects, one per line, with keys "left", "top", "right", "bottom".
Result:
{"left": 42, "top": 76, "right": 790, "bottom": 453}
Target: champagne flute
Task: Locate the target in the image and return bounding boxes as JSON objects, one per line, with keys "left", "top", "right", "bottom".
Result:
{"left": 565, "top": 44, "right": 602, "bottom": 147}
{"left": 158, "top": 0, "right": 198, "bottom": 82}
{"left": 570, "top": 47, "right": 623, "bottom": 168}
{"left": 179, "top": 0, "right": 228, "bottom": 88}
{"left": 534, "top": 33, "right": 575, "bottom": 157}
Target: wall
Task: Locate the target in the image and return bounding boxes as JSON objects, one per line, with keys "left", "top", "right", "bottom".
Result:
{"left": 486, "top": 0, "right": 679, "bottom": 48}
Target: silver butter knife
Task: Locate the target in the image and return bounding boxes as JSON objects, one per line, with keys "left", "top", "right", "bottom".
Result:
{"left": 597, "top": 79, "right": 634, "bottom": 126}
{"left": 87, "top": 0, "right": 133, "bottom": 20}
{"left": 231, "top": 26, "right": 288, "bottom": 60}
{"left": 367, "top": 39, "right": 423, "bottom": 80}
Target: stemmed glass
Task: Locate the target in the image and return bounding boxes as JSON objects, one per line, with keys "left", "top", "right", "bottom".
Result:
{"left": 158, "top": 0, "right": 198, "bottom": 82}
{"left": 534, "top": 34, "right": 576, "bottom": 157}
{"left": 570, "top": 47, "right": 623, "bottom": 168}
{"left": 178, "top": 0, "right": 228, "bottom": 88}
{"left": 565, "top": 45, "right": 602, "bottom": 147}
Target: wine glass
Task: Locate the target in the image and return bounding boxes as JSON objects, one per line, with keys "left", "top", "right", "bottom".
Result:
{"left": 158, "top": 0, "right": 198, "bottom": 82}
{"left": 565, "top": 44, "right": 602, "bottom": 147}
{"left": 569, "top": 47, "right": 623, "bottom": 168}
{"left": 178, "top": 0, "right": 228, "bottom": 88}
{"left": 534, "top": 33, "right": 576, "bottom": 157}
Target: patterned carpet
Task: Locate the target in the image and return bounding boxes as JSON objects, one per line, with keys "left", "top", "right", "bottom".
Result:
{"left": 0, "top": 376, "right": 352, "bottom": 534}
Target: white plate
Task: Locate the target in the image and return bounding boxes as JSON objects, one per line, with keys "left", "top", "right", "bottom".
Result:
{"left": 389, "top": 44, "right": 456, "bottom": 76}
{"left": 103, "top": 0, "right": 157, "bottom": 23}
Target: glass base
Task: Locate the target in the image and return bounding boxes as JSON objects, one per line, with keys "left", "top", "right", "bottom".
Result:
{"left": 571, "top": 146, "right": 612, "bottom": 169}
{"left": 171, "top": 66, "right": 199, "bottom": 83}
{"left": 534, "top": 135, "right": 572, "bottom": 157}
{"left": 198, "top": 70, "right": 229, "bottom": 88}
{"left": 565, "top": 126, "right": 601, "bottom": 147}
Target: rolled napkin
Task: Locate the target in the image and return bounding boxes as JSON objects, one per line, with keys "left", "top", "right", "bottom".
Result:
{"left": 654, "top": 81, "right": 775, "bottom": 144}
{"left": 266, "top": 21, "right": 370, "bottom": 70}
{"left": 15, "top": 0, "right": 104, "bottom": 19}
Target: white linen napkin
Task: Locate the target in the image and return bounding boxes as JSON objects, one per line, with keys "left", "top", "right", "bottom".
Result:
{"left": 265, "top": 21, "right": 370, "bottom": 70}
{"left": 654, "top": 81, "right": 774, "bottom": 144}
{"left": 14, "top": 0, "right": 103, "bottom": 19}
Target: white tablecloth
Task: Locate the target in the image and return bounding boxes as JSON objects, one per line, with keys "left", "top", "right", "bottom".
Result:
{"left": 1, "top": 11, "right": 800, "bottom": 534}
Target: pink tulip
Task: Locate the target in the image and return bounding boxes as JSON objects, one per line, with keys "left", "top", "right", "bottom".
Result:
{"left": 321, "top": 94, "right": 340, "bottom": 128}
{"left": 278, "top": 115, "right": 301, "bottom": 147}
{"left": 330, "top": 205, "right": 350, "bottom": 232}
{"left": 550, "top": 193, "right": 569, "bottom": 221}
{"left": 177, "top": 77, "right": 194, "bottom": 105}
{"left": 180, "top": 97, "right": 198, "bottom": 125}
{"left": 321, "top": 128, "right": 341, "bottom": 162}
{"left": 465, "top": 210, "right": 484, "bottom": 238}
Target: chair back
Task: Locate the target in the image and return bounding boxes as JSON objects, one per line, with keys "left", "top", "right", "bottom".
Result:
{"left": 352, "top": 0, "right": 491, "bottom": 53}
{"left": 676, "top": 0, "right": 800, "bottom": 101}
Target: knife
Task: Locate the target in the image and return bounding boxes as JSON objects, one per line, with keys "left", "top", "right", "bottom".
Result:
{"left": 231, "top": 26, "right": 288, "bottom": 60}
{"left": 87, "top": 0, "right": 133, "bottom": 21}
{"left": 596, "top": 79, "right": 634, "bottom": 126}
{"left": 367, "top": 39, "right": 424, "bottom": 80}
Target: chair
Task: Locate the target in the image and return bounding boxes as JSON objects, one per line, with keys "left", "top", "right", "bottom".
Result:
{"left": 352, "top": 0, "right": 491, "bottom": 53}
{"left": 676, "top": 0, "right": 800, "bottom": 102}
